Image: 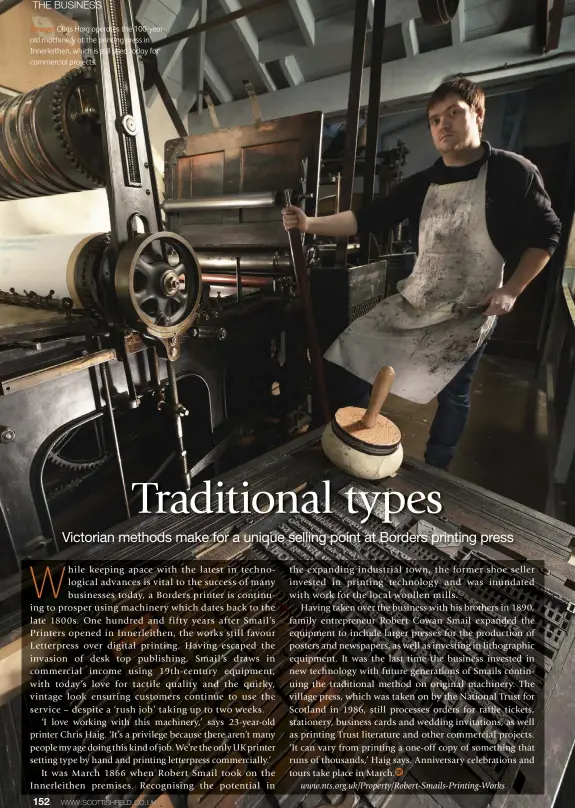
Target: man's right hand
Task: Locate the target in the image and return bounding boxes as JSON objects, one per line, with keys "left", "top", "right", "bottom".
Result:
{"left": 282, "top": 205, "right": 308, "bottom": 232}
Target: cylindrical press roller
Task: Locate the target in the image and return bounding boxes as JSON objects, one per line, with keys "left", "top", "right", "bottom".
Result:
{"left": 322, "top": 366, "right": 403, "bottom": 480}
{"left": 0, "top": 232, "right": 104, "bottom": 302}
{"left": 0, "top": 67, "right": 104, "bottom": 201}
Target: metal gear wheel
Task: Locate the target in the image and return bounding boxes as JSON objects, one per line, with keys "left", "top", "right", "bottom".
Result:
{"left": 50, "top": 65, "right": 104, "bottom": 188}
{"left": 114, "top": 232, "right": 203, "bottom": 337}
{"left": 47, "top": 425, "right": 112, "bottom": 472}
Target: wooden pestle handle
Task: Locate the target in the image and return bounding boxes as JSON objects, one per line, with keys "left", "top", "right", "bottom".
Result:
{"left": 361, "top": 366, "right": 395, "bottom": 429}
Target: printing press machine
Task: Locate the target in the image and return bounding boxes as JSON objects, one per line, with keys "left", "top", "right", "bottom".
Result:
{"left": 0, "top": 1, "right": 575, "bottom": 807}
{"left": 0, "top": 18, "right": 387, "bottom": 575}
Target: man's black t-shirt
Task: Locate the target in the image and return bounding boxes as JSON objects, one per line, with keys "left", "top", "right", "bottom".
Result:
{"left": 354, "top": 141, "right": 562, "bottom": 263}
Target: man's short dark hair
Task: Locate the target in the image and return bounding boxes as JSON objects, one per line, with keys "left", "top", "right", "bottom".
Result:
{"left": 427, "top": 76, "right": 486, "bottom": 134}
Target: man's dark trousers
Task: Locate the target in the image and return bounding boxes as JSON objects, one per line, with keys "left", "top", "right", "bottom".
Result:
{"left": 424, "top": 346, "right": 486, "bottom": 469}
{"left": 324, "top": 345, "right": 486, "bottom": 470}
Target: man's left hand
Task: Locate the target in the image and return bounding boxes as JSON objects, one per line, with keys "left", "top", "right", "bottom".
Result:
{"left": 482, "top": 287, "right": 518, "bottom": 316}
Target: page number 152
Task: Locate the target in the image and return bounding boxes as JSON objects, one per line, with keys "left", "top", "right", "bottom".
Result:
{"left": 33, "top": 800, "right": 50, "bottom": 806}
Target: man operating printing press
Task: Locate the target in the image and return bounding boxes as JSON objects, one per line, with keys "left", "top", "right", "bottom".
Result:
{"left": 283, "top": 76, "right": 561, "bottom": 470}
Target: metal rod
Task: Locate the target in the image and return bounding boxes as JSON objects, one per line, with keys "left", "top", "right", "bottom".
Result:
{"left": 196, "top": 252, "right": 291, "bottom": 272}
{"left": 129, "top": 451, "right": 175, "bottom": 506}
{"left": 0, "top": 349, "right": 116, "bottom": 395}
{"left": 235, "top": 257, "right": 243, "bottom": 303}
{"left": 154, "top": 0, "right": 285, "bottom": 49}
{"left": 154, "top": 72, "right": 188, "bottom": 138}
{"left": 335, "top": 0, "right": 370, "bottom": 267}
{"left": 166, "top": 359, "right": 191, "bottom": 491}
{"left": 163, "top": 191, "right": 278, "bottom": 212}
{"left": 201, "top": 273, "right": 276, "bottom": 288}
{"left": 147, "top": 346, "right": 165, "bottom": 410}
{"left": 94, "top": 417, "right": 106, "bottom": 458}
{"left": 98, "top": 354, "right": 130, "bottom": 520}
{"left": 283, "top": 189, "right": 331, "bottom": 424}
{"left": 187, "top": 433, "right": 236, "bottom": 480}
{"left": 117, "top": 340, "right": 140, "bottom": 409}
{"left": 361, "top": 0, "right": 387, "bottom": 263}
{"left": 318, "top": 242, "right": 361, "bottom": 252}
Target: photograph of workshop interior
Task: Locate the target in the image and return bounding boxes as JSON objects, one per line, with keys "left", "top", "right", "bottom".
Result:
{"left": 1, "top": 1, "right": 575, "bottom": 808}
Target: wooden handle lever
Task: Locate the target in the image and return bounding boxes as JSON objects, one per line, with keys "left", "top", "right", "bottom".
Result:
{"left": 361, "top": 366, "right": 395, "bottom": 429}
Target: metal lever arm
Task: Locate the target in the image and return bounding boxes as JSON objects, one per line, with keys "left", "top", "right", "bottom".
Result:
{"left": 283, "top": 190, "right": 331, "bottom": 424}
{"left": 92, "top": 0, "right": 162, "bottom": 253}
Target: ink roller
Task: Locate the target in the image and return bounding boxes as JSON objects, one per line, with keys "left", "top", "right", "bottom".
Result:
{"left": 322, "top": 366, "right": 403, "bottom": 480}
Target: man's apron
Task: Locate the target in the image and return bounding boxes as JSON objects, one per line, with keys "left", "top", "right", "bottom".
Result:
{"left": 324, "top": 163, "right": 504, "bottom": 404}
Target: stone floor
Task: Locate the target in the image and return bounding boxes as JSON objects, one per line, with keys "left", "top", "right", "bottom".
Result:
{"left": 381, "top": 354, "right": 549, "bottom": 513}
